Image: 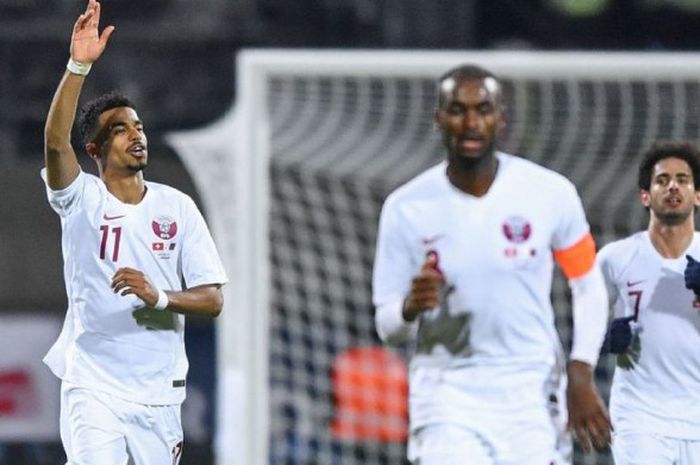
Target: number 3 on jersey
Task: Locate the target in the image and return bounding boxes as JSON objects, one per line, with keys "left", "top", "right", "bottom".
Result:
{"left": 99, "top": 225, "right": 122, "bottom": 261}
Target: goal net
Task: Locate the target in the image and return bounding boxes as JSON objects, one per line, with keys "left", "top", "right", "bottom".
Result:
{"left": 167, "top": 50, "right": 700, "bottom": 465}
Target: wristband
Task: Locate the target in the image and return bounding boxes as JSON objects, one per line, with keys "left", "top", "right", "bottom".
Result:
{"left": 154, "top": 289, "right": 169, "bottom": 310}
{"left": 66, "top": 58, "right": 92, "bottom": 76}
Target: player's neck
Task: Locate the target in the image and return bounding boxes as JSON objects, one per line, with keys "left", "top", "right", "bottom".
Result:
{"left": 102, "top": 172, "right": 147, "bottom": 205}
{"left": 648, "top": 218, "right": 695, "bottom": 259}
{"left": 446, "top": 154, "right": 499, "bottom": 197}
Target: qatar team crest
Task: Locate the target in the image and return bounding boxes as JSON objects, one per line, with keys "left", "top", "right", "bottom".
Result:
{"left": 152, "top": 216, "right": 178, "bottom": 240}
{"left": 502, "top": 216, "right": 532, "bottom": 243}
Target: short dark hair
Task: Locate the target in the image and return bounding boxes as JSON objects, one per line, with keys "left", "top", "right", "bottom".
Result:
{"left": 77, "top": 91, "right": 136, "bottom": 146}
{"left": 437, "top": 64, "right": 501, "bottom": 108}
{"left": 637, "top": 141, "right": 700, "bottom": 191}
{"left": 439, "top": 63, "right": 497, "bottom": 84}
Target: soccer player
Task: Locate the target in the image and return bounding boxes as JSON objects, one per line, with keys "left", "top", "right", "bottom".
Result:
{"left": 42, "top": 2, "right": 227, "bottom": 464}
{"left": 598, "top": 141, "right": 700, "bottom": 465}
{"left": 372, "top": 64, "right": 611, "bottom": 464}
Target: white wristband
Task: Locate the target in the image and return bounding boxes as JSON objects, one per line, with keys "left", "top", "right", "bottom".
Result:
{"left": 66, "top": 58, "right": 92, "bottom": 76}
{"left": 154, "top": 289, "right": 169, "bottom": 311}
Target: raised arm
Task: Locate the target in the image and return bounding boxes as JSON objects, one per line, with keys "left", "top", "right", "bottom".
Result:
{"left": 44, "top": 0, "right": 114, "bottom": 189}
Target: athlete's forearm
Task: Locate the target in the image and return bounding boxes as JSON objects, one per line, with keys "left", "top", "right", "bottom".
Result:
{"left": 165, "top": 284, "right": 224, "bottom": 318}
{"left": 44, "top": 71, "right": 84, "bottom": 189}
{"left": 569, "top": 263, "right": 609, "bottom": 366}
{"left": 45, "top": 0, "right": 114, "bottom": 189}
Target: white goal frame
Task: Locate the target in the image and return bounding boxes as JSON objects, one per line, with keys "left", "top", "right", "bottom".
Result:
{"left": 167, "top": 49, "right": 700, "bottom": 465}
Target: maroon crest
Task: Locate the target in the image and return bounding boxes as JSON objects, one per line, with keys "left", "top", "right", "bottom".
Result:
{"left": 502, "top": 216, "right": 532, "bottom": 243}
{"left": 152, "top": 216, "right": 178, "bottom": 240}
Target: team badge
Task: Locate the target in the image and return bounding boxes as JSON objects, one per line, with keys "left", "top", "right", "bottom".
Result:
{"left": 502, "top": 216, "right": 532, "bottom": 243}
{"left": 152, "top": 216, "right": 178, "bottom": 240}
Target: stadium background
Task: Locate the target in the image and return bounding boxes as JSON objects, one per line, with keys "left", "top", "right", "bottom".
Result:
{"left": 3, "top": 1, "right": 700, "bottom": 464}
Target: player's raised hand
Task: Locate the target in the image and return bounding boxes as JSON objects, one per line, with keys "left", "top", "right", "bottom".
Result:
{"left": 111, "top": 267, "right": 159, "bottom": 307}
{"left": 70, "top": 0, "right": 115, "bottom": 64}
{"left": 567, "top": 360, "right": 612, "bottom": 453}
{"left": 402, "top": 253, "right": 445, "bottom": 322}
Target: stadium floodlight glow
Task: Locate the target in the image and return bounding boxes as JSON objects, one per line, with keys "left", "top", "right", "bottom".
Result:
{"left": 547, "top": 0, "right": 610, "bottom": 17}
{"left": 167, "top": 50, "right": 700, "bottom": 465}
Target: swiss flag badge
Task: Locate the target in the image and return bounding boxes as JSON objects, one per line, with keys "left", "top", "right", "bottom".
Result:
{"left": 152, "top": 242, "right": 164, "bottom": 251}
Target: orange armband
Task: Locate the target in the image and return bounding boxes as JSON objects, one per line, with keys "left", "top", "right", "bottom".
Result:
{"left": 553, "top": 233, "right": 596, "bottom": 279}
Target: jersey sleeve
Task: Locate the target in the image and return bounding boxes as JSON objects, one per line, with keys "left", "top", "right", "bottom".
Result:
{"left": 568, "top": 262, "right": 609, "bottom": 365}
{"left": 551, "top": 180, "right": 596, "bottom": 279}
{"left": 597, "top": 243, "right": 623, "bottom": 315}
{"left": 551, "top": 179, "right": 607, "bottom": 365}
{"left": 40, "top": 168, "right": 86, "bottom": 217}
{"left": 180, "top": 196, "right": 228, "bottom": 288}
{"left": 372, "top": 196, "right": 418, "bottom": 344}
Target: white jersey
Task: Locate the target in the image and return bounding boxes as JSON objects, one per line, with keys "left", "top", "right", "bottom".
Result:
{"left": 42, "top": 169, "right": 227, "bottom": 405}
{"left": 373, "top": 152, "right": 591, "bottom": 431}
{"left": 599, "top": 231, "right": 700, "bottom": 439}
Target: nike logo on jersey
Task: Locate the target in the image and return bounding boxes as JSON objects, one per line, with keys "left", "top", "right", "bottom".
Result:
{"left": 626, "top": 280, "right": 645, "bottom": 287}
{"left": 103, "top": 213, "right": 126, "bottom": 221}
{"left": 421, "top": 234, "right": 445, "bottom": 245}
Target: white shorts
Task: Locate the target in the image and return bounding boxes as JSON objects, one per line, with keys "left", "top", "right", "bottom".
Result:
{"left": 613, "top": 431, "right": 700, "bottom": 465}
{"left": 60, "top": 382, "right": 183, "bottom": 465}
{"left": 408, "top": 417, "right": 558, "bottom": 465}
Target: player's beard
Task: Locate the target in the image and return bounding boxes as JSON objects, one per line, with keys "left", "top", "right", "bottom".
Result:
{"left": 653, "top": 203, "right": 694, "bottom": 226}
{"left": 128, "top": 160, "right": 147, "bottom": 172}
{"left": 448, "top": 137, "right": 497, "bottom": 171}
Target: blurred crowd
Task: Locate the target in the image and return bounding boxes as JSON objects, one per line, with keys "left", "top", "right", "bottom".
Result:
{"left": 3, "top": 0, "right": 700, "bottom": 162}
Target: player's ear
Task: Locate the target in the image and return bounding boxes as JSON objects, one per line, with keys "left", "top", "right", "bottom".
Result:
{"left": 85, "top": 142, "right": 100, "bottom": 161}
{"left": 640, "top": 189, "right": 651, "bottom": 208}
{"left": 433, "top": 108, "right": 442, "bottom": 130}
{"left": 497, "top": 110, "right": 507, "bottom": 131}
{"left": 694, "top": 188, "right": 700, "bottom": 208}
{"left": 489, "top": 96, "right": 506, "bottom": 134}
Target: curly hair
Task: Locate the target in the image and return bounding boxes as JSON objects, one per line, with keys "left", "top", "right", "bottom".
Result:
{"left": 637, "top": 140, "right": 700, "bottom": 191}
{"left": 77, "top": 91, "right": 136, "bottom": 146}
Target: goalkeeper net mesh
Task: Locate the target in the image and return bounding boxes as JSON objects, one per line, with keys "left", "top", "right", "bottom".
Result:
{"left": 168, "top": 51, "right": 700, "bottom": 465}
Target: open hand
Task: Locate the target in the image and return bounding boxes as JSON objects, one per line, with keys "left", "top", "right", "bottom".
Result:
{"left": 567, "top": 360, "right": 612, "bottom": 453}
{"left": 70, "top": 0, "right": 115, "bottom": 64}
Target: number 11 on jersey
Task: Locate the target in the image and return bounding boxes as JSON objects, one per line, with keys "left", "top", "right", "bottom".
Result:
{"left": 99, "top": 225, "right": 122, "bottom": 261}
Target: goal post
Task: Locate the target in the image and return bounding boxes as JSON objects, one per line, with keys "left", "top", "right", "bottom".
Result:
{"left": 167, "top": 50, "right": 700, "bottom": 465}
{"left": 166, "top": 90, "right": 270, "bottom": 465}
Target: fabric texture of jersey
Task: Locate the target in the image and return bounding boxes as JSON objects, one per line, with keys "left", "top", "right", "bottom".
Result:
{"left": 408, "top": 420, "right": 557, "bottom": 465}
{"left": 612, "top": 431, "right": 700, "bottom": 465}
{"left": 373, "top": 152, "right": 592, "bottom": 432}
{"left": 42, "top": 169, "right": 228, "bottom": 405}
{"left": 599, "top": 231, "right": 700, "bottom": 440}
